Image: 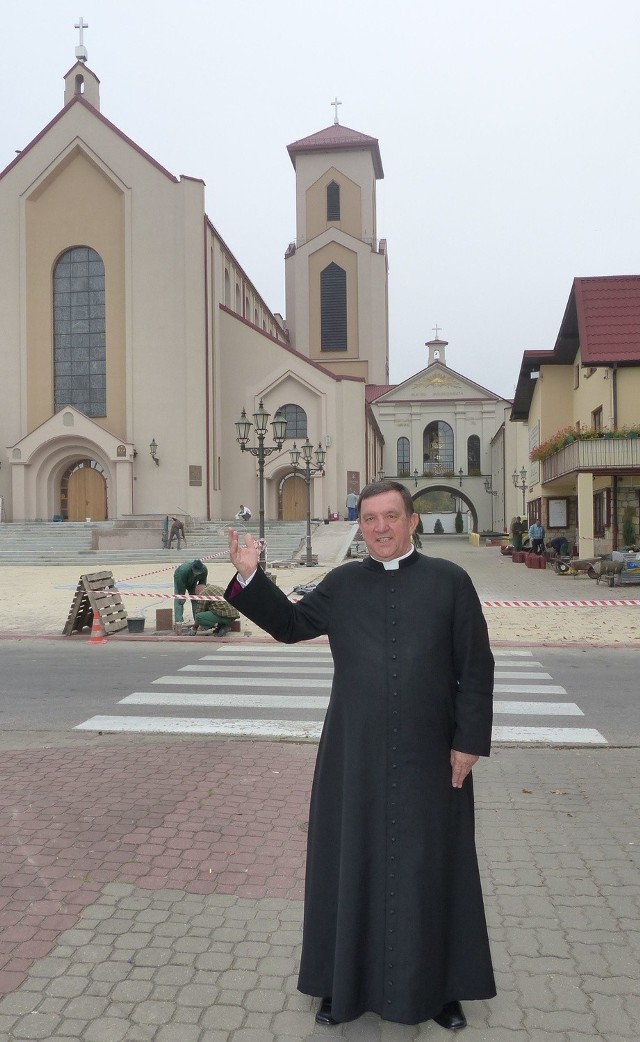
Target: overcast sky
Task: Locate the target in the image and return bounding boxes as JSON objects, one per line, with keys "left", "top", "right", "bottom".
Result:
{"left": 3, "top": 1, "right": 640, "bottom": 400}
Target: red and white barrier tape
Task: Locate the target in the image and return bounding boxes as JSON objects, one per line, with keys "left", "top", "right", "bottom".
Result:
{"left": 113, "top": 547, "right": 236, "bottom": 585}
{"left": 113, "top": 590, "right": 640, "bottom": 608}
{"left": 481, "top": 598, "right": 640, "bottom": 607}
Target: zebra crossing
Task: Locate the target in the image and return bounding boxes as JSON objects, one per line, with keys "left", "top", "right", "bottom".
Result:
{"left": 74, "top": 645, "right": 607, "bottom": 745}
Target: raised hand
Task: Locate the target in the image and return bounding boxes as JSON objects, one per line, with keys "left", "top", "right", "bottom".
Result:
{"left": 228, "top": 527, "right": 260, "bottom": 579}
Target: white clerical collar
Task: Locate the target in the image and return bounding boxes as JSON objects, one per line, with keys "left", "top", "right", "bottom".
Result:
{"left": 370, "top": 546, "right": 415, "bottom": 570}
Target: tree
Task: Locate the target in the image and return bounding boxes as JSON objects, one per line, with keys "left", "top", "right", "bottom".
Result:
{"left": 455, "top": 509, "right": 464, "bottom": 534}
{"left": 433, "top": 518, "right": 444, "bottom": 534}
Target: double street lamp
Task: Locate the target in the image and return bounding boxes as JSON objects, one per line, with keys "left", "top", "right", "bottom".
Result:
{"left": 512, "top": 466, "right": 528, "bottom": 516}
{"left": 235, "top": 400, "right": 287, "bottom": 568}
{"left": 289, "top": 437, "right": 327, "bottom": 567}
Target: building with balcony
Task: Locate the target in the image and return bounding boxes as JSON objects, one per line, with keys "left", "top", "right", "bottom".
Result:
{"left": 511, "top": 276, "right": 640, "bottom": 557}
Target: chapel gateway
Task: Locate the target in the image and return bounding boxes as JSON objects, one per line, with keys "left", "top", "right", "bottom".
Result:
{"left": 0, "top": 32, "right": 515, "bottom": 532}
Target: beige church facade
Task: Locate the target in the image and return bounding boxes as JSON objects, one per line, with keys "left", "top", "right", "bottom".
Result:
{"left": 370, "top": 338, "right": 528, "bottom": 533}
{"left": 0, "top": 54, "right": 386, "bottom": 525}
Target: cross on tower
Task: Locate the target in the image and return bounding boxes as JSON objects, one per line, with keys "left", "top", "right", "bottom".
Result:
{"left": 75, "top": 15, "right": 88, "bottom": 62}
{"left": 331, "top": 97, "right": 342, "bottom": 125}
{"left": 432, "top": 323, "right": 441, "bottom": 339}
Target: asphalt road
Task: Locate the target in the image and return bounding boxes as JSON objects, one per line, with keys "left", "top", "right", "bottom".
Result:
{"left": 0, "top": 640, "right": 638, "bottom": 748}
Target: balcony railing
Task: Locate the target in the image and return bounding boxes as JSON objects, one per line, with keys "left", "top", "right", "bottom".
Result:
{"left": 541, "top": 437, "right": 640, "bottom": 482}
{"left": 422, "top": 460, "right": 455, "bottom": 477}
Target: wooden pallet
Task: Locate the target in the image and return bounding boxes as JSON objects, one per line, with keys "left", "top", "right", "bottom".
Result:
{"left": 63, "top": 570, "right": 128, "bottom": 636}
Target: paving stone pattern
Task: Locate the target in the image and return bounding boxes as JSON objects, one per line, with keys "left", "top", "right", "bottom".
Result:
{"left": 0, "top": 740, "right": 639, "bottom": 1039}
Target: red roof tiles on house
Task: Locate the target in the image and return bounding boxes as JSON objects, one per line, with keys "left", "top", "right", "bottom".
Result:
{"left": 287, "top": 124, "right": 384, "bottom": 178}
{"left": 511, "top": 275, "right": 640, "bottom": 420}
{"left": 365, "top": 384, "right": 395, "bottom": 404}
{"left": 573, "top": 276, "right": 640, "bottom": 364}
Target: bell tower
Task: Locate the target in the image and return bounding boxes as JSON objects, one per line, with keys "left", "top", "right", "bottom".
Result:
{"left": 284, "top": 105, "right": 389, "bottom": 384}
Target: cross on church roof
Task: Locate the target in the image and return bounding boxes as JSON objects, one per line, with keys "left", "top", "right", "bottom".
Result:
{"left": 75, "top": 15, "right": 88, "bottom": 63}
{"left": 432, "top": 323, "right": 441, "bottom": 339}
{"left": 331, "top": 96, "right": 342, "bottom": 125}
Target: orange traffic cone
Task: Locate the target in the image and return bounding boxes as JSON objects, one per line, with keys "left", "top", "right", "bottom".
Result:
{"left": 88, "top": 613, "right": 107, "bottom": 645}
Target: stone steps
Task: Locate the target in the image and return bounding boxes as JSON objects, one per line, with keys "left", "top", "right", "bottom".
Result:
{"left": 0, "top": 521, "right": 308, "bottom": 566}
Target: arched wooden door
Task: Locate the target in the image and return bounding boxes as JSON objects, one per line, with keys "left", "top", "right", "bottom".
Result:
{"left": 280, "top": 475, "right": 307, "bottom": 520}
{"left": 67, "top": 465, "right": 107, "bottom": 521}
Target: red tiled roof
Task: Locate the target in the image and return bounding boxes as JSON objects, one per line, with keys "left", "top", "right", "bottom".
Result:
{"left": 573, "top": 276, "right": 640, "bottom": 364}
{"left": 287, "top": 124, "right": 384, "bottom": 178}
{"left": 365, "top": 384, "right": 395, "bottom": 403}
{"left": 511, "top": 275, "right": 640, "bottom": 420}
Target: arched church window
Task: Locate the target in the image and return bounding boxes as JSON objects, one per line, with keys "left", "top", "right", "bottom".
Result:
{"left": 53, "top": 246, "right": 106, "bottom": 416}
{"left": 224, "top": 269, "right": 231, "bottom": 306}
{"left": 278, "top": 403, "right": 307, "bottom": 439}
{"left": 320, "top": 262, "right": 347, "bottom": 351}
{"left": 467, "top": 434, "right": 481, "bottom": 476}
{"left": 423, "top": 421, "right": 454, "bottom": 474}
{"left": 235, "top": 283, "right": 241, "bottom": 313}
{"left": 327, "top": 181, "right": 340, "bottom": 221}
{"left": 396, "top": 437, "right": 410, "bottom": 477}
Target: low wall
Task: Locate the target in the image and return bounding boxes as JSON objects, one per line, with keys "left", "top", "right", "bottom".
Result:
{"left": 92, "top": 527, "right": 162, "bottom": 550}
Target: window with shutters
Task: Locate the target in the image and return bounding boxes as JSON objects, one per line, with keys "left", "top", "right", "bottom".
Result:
{"left": 53, "top": 246, "right": 106, "bottom": 416}
{"left": 320, "top": 262, "right": 347, "bottom": 350}
{"left": 327, "top": 181, "right": 340, "bottom": 221}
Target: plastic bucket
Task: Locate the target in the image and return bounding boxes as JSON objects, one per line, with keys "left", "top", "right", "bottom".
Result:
{"left": 127, "top": 618, "right": 145, "bottom": 634}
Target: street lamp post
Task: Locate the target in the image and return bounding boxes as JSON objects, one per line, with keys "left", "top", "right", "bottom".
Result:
{"left": 289, "top": 437, "right": 326, "bottom": 567}
{"left": 512, "top": 466, "right": 528, "bottom": 516}
{"left": 483, "top": 477, "right": 498, "bottom": 531}
{"left": 235, "top": 400, "right": 287, "bottom": 568}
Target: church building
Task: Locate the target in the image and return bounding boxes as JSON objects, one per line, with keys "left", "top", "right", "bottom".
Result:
{"left": 0, "top": 32, "right": 386, "bottom": 525}
{"left": 0, "top": 24, "right": 525, "bottom": 535}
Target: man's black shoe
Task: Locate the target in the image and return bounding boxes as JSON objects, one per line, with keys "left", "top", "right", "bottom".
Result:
{"left": 315, "top": 997, "right": 338, "bottom": 1026}
{"left": 433, "top": 1000, "right": 467, "bottom": 1030}
{"left": 214, "top": 624, "right": 231, "bottom": 638}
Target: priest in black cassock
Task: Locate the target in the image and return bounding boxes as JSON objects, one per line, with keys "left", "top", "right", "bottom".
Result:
{"left": 225, "top": 480, "right": 496, "bottom": 1030}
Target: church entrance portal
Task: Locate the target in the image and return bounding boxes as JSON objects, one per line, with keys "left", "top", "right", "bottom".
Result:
{"left": 62, "top": 459, "right": 107, "bottom": 520}
{"left": 280, "top": 474, "right": 306, "bottom": 520}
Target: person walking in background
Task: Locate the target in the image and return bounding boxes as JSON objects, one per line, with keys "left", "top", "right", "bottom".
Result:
{"left": 173, "top": 559, "right": 207, "bottom": 624}
{"left": 528, "top": 519, "right": 545, "bottom": 555}
{"left": 225, "top": 479, "right": 495, "bottom": 1030}
{"left": 345, "top": 490, "right": 358, "bottom": 521}
{"left": 169, "top": 516, "right": 185, "bottom": 548}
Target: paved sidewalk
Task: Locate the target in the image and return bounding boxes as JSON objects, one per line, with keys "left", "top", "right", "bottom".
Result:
{"left": 0, "top": 739, "right": 638, "bottom": 1040}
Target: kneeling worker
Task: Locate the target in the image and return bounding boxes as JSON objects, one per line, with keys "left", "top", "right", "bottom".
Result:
{"left": 190, "top": 583, "right": 240, "bottom": 638}
{"left": 173, "top": 559, "right": 208, "bottom": 624}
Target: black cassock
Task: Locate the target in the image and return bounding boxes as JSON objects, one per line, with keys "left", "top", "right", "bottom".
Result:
{"left": 226, "top": 551, "right": 496, "bottom": 1025}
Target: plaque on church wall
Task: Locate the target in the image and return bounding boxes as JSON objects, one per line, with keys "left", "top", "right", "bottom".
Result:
{"left": 117, "top": 444, "right": 126, "bottom": 458}
{"left": 346, "top": 470, "right": 360, "bottom": 494}
{"left": 189, "top": 466, "right": 202, "bottom": 487}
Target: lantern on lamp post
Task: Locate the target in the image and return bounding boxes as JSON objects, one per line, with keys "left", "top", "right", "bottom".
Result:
{"left": 289, "top": 437, "right": 327, "bottom": 567}
{"left": 234, "top": 400, "right": 287, "bottom": 568}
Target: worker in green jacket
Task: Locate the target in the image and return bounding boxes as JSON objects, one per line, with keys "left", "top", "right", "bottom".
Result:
{"left": 173, "top": 559, "right": 208, "bottom": 623}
